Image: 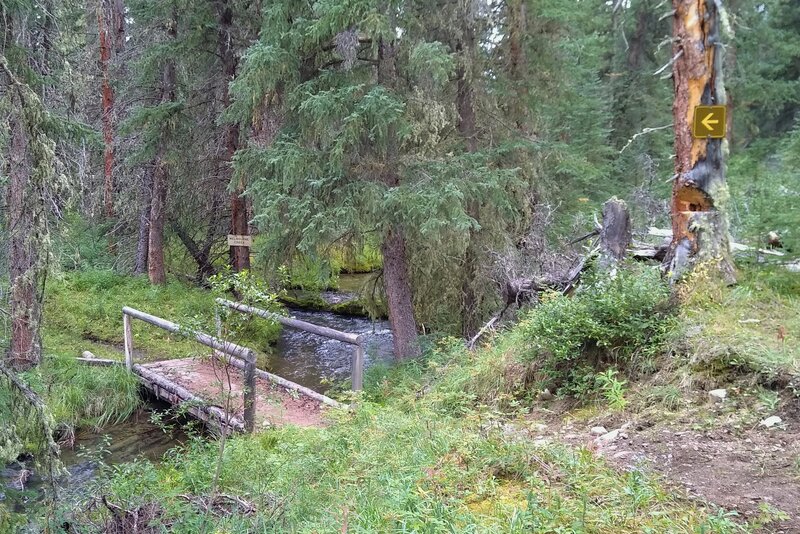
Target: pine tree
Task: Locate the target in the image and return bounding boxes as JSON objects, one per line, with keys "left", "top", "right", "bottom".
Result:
{"left": 232, "top": 1, "right": 519, "bottom": 356}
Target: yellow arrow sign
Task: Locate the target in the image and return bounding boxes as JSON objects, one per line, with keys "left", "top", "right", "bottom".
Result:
{"left": 692, "top": 105, "right": 726, "bottom": 139}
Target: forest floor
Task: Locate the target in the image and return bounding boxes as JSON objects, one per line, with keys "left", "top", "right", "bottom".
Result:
{"left": 527, "top": 390, "right": 800, "bottom": 532}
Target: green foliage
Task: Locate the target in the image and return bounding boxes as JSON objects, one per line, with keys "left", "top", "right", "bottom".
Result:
{"left": 20, "top": 355, "right": 141, "bottom": 431}
{"left": 595, "top": 369, "right": 628, "bottom": 411}
{"left": 84, "top": 402, "right": 742, "bottom": 532}
{"left": 209, "top": 268, "right": 284, "bottom": 354}
{"left": 728, "top": 127, "right": 800, "bottom": 255}
{"left": 677, "top": 265, "right": 800, "bottom": 384}
{"left": 43, "top": 270, "right": 281, "bottom": 362}
{"left": 516, "top": 266, "right": 674, "bottom": 394}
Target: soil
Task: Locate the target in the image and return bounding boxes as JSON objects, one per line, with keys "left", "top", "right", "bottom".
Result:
{"left": 529, "top": 399, "right": 800, "bottom": 532}
{"left": 141, "top": 357, "right": 327, "bottom": 429}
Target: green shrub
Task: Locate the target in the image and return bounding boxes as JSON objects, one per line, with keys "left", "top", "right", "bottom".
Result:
{"left": 517, "top": 265, "right": 674, "bottom": 396}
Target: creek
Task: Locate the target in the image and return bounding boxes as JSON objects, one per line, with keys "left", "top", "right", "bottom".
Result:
{"left": 1, "top": 273, "right": 392, "bottom": 516}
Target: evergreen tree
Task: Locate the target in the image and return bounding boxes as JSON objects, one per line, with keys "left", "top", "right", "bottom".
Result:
{"left": 232, "top": 1, "right": 519, "bottom": 356}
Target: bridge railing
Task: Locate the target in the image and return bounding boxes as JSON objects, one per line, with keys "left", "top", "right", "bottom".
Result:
{"left": 215, "top": 298, "right": 365, "bottom": 391}
{"left": 122, "top": 306, "right": 257, "bottom": 432}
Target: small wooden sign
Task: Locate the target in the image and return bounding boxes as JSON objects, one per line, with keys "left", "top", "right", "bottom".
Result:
{"left": 227, "top": 234, "right": 253, "bottom": 247}
{"left": 692, "top": 105, "right": 726, "bottom": 139}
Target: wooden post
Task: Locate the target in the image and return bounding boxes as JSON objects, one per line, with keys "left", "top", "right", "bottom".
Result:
{"left": 242, "top": 349, "right": 256, "bottom": 432}
{"left": 123, "top": 312, "right": 133, "bottom": 370}
{"left": 351, "top": 343, "right": 364, "bottom": 391}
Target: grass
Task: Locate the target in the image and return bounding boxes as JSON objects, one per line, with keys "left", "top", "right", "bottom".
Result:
{"left": 26, "top": 354, "right": 142, "bottom": 431}
{"left": 11, "top": 263, "right": 795, "bottom": 531}
{"left": 678, "top": 264, "right": 800, "bottom": 385}
{"left": 43, "top": 270, "right": 282, "bottom": 362}
{"left": 61, "top": 400, "right": 744, "bottom": 533}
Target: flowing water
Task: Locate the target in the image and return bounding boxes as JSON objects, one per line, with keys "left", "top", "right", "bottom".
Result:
{"left": 1, "top": 273, "right": 392, "bottom": 515}
{"left": 271, "top": 273, "right": 394, "bottom": 392}
{"left": 272, "top": 308, "right": 393, "bottom": 392}
{"left": 0, "top": 400, "right": 187, "bottom": 515}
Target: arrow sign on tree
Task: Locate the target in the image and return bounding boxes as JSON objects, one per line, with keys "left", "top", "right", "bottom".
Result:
{"left": 692, "top": 105, "right": 727, "bottom": 138}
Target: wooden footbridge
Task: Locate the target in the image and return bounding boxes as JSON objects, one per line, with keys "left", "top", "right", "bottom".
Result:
{"left": 118, "top": 299, "right": 365, "bottom": 434}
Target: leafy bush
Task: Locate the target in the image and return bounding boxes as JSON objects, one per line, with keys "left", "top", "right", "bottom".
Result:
{"left": 517, "top": 265, "right": 674, "bottom": 396}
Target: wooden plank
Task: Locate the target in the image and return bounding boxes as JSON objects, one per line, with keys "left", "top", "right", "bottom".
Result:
{"left": 242, "top": 353, "right": 256, "bottom": 433}
{"left": 75, "top": 357, "right": 119, "bottom": 366}
{"left": 351, "top": 345, "right": 364, "bottom": 391}
{"left": 132, "top": 363, "right": 245, "bottom": 434}
{"left": 213, "top": 351, "right": 344, "bottom": 409}
{"left": 216, "top": 299, "right": 362, "bottom": 345}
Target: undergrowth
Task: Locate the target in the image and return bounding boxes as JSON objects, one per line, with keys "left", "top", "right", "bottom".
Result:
{"left": 43, "top": 270, "right": 282, "bottom": 362}
{"left": 53, "top": 403, "right": 743, "bottom": 533}
{"left": 676, "top": 263, "right": 800, "bottom": 386}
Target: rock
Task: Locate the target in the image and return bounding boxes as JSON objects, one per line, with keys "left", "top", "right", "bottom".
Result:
{"left": 590, "top": 426, "right": 608, "bottom": 436}
{"left": 538, "top": 389, "right": 554, "bottom": 401}
{"left": 708, "top": 389, "right": 727, "bottom": 402}
{"left": 596, "top": 429, "right": 621, "bottom": 445}
{"left": 760, "top": 415, "right": 782, "bottom": 428}
{"left": 81, "top": 350, "right": 97, "bottom": 359}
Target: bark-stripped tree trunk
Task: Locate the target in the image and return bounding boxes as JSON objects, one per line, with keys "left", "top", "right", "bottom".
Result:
{"left": 597, "top": 197, "right": 632, "bottom": 272}
{"left": 377, "top": 36, "right": 420, "bottom": 359}
{"left": 664, "top": 0, "right": 735, "bottom": 283}
{"left": 456, "top": 1, "right": 481, "bottom": 338}
{"left": 147, "top": 18, "right": 177, "bottom": 286}
{"left": 5, "top": 83, "right": 41, "bottom": 371}
{"left": 214, "top": 0, "right": 249, "bottom": 272}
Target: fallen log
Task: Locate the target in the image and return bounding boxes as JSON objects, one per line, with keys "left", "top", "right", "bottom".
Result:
{"left": 643, "top": 228, "right": 785, "bottom": 258}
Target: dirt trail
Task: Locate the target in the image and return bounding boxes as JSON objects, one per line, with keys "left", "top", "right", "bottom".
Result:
{"left": 531, "top": 401, "right": 800, "bottom": 532}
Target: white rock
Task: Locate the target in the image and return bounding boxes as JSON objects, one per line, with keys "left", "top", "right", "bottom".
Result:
{"left": 590, "top": 426, "right": 608, "bottom": 436}
{"left": 708, "top": 389, "right": 727, "bottom": 402}
{"left": 538, "top": 389, "right": 555, "bottom": 401}
{"left": 760, "top": 416, "right": 782, "bottom": 428}
{"left": 596, "top": 429, "right": 621, "bottom": 445}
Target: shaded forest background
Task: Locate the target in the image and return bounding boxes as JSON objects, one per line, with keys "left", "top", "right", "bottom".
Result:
{"left": 1, "top": 0, "right": 798, "bottom": 352}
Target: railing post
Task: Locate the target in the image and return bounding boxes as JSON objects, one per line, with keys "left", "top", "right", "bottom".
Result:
{"left": 242, "top": 349, "right": 256, "bottom": 433}
{"left": 351, "top": 342, "right": 364, "bottom": 391}
{"left": 123, "top": 312, "right": 133, "bottom": 371}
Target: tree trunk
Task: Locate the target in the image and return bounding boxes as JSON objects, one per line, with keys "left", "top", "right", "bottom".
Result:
{"left": 377, "top": 35, "right": 420, "bottom": 359}
{"left": 456, "top": 2, "right": 481, "bottom": 338}
{"left": 134, "top": 167, "right": 153, "bottom": 274}
{"left": 214, "top": 0, "right": 249, "bottom": 272}
{"left": 507, "top": 0, "right": 529, "bottom": 132}
{"left": 5, "top": 78, "right": 41, "bottom": 371}
{"left": 598, "top": 197, "right": 632, "bottom": 272}
{"left": 381, "top": 227, "right": 420, "bottom": 359}
{"left": 147, "top": 18, "right": 177, "bottom": 285}
{"left": 664, "top": 0, "right": 735, "bottom": 283}
{"left": 148, "top": 156, "right": 169, "bottom": 285}
{"left": 98, "top": 2, "right": 115, "bottom": 224}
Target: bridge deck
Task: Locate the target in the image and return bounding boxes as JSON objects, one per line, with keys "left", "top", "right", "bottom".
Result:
{"left": 135, "top": 356, "right": 329, "bottom": 432}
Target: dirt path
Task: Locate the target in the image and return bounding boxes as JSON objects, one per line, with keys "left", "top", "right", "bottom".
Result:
{"left": 529, "top": 401, "right": 800, "bottom": 532}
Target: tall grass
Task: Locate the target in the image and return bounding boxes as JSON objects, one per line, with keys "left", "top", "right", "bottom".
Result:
{"left": 22, "top": 355, "right": 141, "bottom": 431}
